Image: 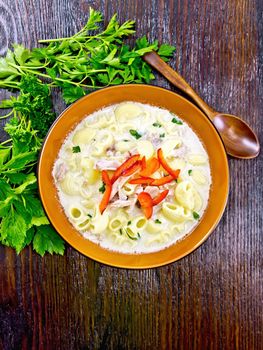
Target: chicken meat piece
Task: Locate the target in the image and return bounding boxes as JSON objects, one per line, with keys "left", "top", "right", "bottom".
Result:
{"left": 96, "top": 159, "right": 121, "bottom": 170}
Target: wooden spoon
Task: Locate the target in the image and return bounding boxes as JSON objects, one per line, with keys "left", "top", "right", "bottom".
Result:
{"left": 143, "top": 51, "right": 260, "bottom": 159}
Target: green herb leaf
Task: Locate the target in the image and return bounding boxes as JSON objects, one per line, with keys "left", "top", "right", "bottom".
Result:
{"left": 62, "top": 85, "right": 86, "bottom": 104}
{"left": 87, "top": 213, "right": 92, "bottom": 218}
{"left": 188, "top": 169, "right": 192, "bottom": 175}
{"left": 0, "top": 147, "right": 11, "bottom": 166}
{"left": 30, "top": 216, "right": 49, "bottom": 226}
{"left": 159, "top": 133, "right": 165, "bottom": 138}
{"left": 158, "top": 44, "right": 176, "bottom": 59}
{"left": 129, "top": 129, "right": 142, "bottom": 139}
{"left": 127, "top": 220, "right": 131, "bottom": 225}
{"left": 153, "top": 122, "right": 162, "bottom": 128}
{"left": 22, "top": 227, "right": 35, "bottom": 248}
{"left": 0, "top": 210, "right": 27, "bottom": 253}
{"left": 13, "top": 44, "right": 31, "bottom": 65}
{"left": 72, "top": 145, "right": 81, "bottom": 153}
{"left": 155, "top": 219, "right": 162, "bottom": 224}
{"left": 172, "top": 116, "right": 183, "bottom": 125}
{"left": 5, "top": 172, "right": 28, "bottom": 185}
{"left": 33, "top": 225, "right": 65, "bottom": 256}
{"left": 99, "top": 183, "right": 106, "bottom": 193}
{"left": 23, "top": 194, "right": 45, "bottom": 218}
{"left": 193, "top": 211, "right": 200, "bottom": 220}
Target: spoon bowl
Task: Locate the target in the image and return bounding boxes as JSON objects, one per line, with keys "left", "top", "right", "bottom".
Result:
{"left": 143, "top": 51, "right": 260, "bottom": 159}
{"left": 213, "top": 113, "right": 260, "bottom": 159}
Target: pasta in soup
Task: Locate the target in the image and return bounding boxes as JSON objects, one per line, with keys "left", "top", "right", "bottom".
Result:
{"left": 53, "top": 102, "right": 211, "bottom": 253}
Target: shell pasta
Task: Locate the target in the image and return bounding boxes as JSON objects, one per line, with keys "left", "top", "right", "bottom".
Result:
{"left": 53, "top": 102, "right": 211, "bottom": 254}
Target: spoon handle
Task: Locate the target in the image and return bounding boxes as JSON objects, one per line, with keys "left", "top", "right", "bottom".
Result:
{"left": 143, "top": 51, "right": 217, "bottom": 119}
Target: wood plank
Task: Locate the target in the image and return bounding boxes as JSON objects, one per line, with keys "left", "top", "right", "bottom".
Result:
{"left": 0, "top": 0, "right": 262, "bottom": 349}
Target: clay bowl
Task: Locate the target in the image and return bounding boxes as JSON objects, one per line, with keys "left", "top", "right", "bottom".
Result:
{"left": 38, "top": 85, "right": 229, "bottom": 268}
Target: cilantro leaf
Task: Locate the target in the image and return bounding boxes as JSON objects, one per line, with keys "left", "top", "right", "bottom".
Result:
{"left": 33, "top": 225, "right": 65, "bottom": 256}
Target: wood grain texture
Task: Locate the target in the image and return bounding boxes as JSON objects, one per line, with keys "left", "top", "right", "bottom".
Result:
{"left": 0, "top": 0, "right": 262, "bottom": 349}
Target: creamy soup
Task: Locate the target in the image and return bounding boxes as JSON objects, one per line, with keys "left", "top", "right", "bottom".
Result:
{"left": 53, "top": 102, "right": 211, "bottom": 254}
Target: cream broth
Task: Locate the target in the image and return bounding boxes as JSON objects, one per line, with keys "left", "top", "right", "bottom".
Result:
{"left": 53, "top": 102, "right": 211, "bottom": 254}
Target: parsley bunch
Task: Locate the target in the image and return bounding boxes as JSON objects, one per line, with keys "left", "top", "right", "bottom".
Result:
{"left": 0, "top": 76, "right": 64, "bottom": 255}
{"left": 0, "top": 8, "right": 175, "bottom": 103}
{"left": 0, "top": 8, "right": 175, "bottom": 256}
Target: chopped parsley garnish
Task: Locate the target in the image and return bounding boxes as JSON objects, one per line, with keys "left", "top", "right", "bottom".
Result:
{"left": 72, "top": 145, "right": 81, "bottom": 153}
{"left": 172, "top": 117, "right": 183, "bottom": 125}
{"left": 129, "top": 129, "right": 142, "bottom": 139}
{"left": 127, "top": 221, "right": 131, "bottom": 225}
{"left": 159, "top": 133, "right": 165, "bottom": 138}
{"left": 153, "top": 122, "right": 162, "bottom": 128}
{"left": 123, "top": 139, "right": 129, "bottom": 142}
{"left": 193, "top": 211, "right": 200, "bottom": 220}
{"left": 87, "top": 214, "right": 92, "bottom": 218}
{"left": 99, "top": 182, "right": 106, "bottom": 193}
{"left": 119, "top": 229, "right": 123, "bottom": 235}
{"left": 155, "top": 219, "right": 162, "bottom": 224}
{"left": 188, "top": 169, "right": 193, "bottom": 175}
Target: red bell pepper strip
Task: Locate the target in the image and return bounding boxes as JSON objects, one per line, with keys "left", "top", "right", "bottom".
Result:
{"left": 137, "top": 192, "right": 153, "bottom": 219}
{"left": 111, "top": 154, "right": 140, "bottom": 183}
{"left": 129, "top": 177, "right": 154, "bottom": 185}
{"left": 152, "top": 189, "right": 169, "bottom": 205}
{"left": 151, "top": 175, "right": 175, "bottom": 186}
{"left": 99, "top": 184, "right": 112, "bottom": 214}
{"left": 139, "top": 157, "right": 160, "bottom": 177}
{"left": 141, "top": 156, "right": 146, "bottom": 170}
{"left": 157, "top": 148, "right": 180, "bottom": 179}
{"left": 142, "top": 206, "right": 153, "bottom": 219}
{"left": 122, "top": 161, "right": 142, "bottom": 177}
{"left": 101, "top": 170, "right": 111, "bottom": 186}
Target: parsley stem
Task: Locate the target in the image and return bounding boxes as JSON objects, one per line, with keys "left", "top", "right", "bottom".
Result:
{"left": 0, "top": 110, "right": 13, "bottom": 119}
{"left": 21, "top": 68, "right": 51, "bottom": 79}
{"left": 0, "top": 82, "right": 20, "bottom": 89}
{"left": 0, "top": 138, "right": 11, "bottom": 145}
{"left": 38, "top": 34, "right": 93, "bottom": 43}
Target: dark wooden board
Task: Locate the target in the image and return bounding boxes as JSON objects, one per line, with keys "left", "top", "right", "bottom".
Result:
{"left": 0, "top": 0, "right": 262, "bottom": 349}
